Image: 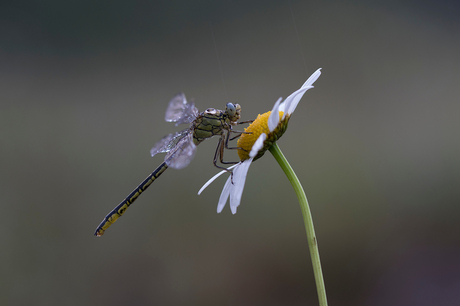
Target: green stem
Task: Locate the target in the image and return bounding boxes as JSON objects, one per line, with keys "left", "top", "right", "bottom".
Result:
{"left": 269, "top": 142, "right": 328, "bottom": 306}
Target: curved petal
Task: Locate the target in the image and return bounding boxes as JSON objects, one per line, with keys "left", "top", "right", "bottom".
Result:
{"left": 286, "top": 87, "right": 312, "bottom": 115}
{"left": 268, "top": 97, "right": 282, "bottom": 132}
{"left": 249, "top": 133, "right": 267, "bottom": 158}
{"left": 229, "top": 158, "right": 253, "bottom": 214}
{"left": 282, "top": 87, "right": 309, "bottom": 118}
{"left": 301, "top": 68, "right": 322, "bottom": 89}
{"left": 198, "top": 164, "right": 239, "bottom": 195}
{"left": 217, "top": 176, "right": 232, "bottom": 213}
{"left": 281, "top": 68, "right": 322, "bottom": 118}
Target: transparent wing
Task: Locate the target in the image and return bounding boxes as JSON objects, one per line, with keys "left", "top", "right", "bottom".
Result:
{"left": 150, "top": 129, "right": 190, "bottom": 158}
{"left": 164, "top": 133, "right": 197, "bottom": 170}
{"left": 165, "top": 93, "right": 199, "bottom": 126}
{"left": 174, "top": 99, "right": 199, "bottom": 126}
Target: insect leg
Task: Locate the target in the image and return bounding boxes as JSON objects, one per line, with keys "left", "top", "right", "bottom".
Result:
{"left": 212, "top": 136, "right": 236, "bottom": 184}
{"left": 229, "top": 133, "right": 243, "bottom": 141}
{"left": 237, "top": 120, "right": 254, "bottom": 124}
{"left": 213, "top": 137, "right": 237, "bottom": 169}
{"left": 224, "top": 129, "right": 250, "bottom": 152}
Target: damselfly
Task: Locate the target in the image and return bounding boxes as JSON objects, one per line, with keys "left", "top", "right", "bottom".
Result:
{"left": 94, "top": 93, "right": 250, "bottom": 236}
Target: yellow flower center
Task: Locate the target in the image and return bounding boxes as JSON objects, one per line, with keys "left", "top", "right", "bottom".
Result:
{"left": 237, "top": 111, "right": 284, "bottom": 160}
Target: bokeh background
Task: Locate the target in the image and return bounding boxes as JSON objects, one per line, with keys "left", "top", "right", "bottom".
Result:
{"left": 2, "top": 0, "right": 460, "bottom": 305}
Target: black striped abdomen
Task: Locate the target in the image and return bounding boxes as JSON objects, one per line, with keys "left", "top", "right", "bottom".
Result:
{"left": 94, "top": 162, "right": 169, "bottom": 236}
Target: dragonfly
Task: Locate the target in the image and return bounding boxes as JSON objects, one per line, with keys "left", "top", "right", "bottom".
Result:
{"left": 94, "top": 92, "right": 250, "bottom": 236}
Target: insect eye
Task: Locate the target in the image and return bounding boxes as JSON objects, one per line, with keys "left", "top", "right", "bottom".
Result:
{"left": 226, "top": 103, "right": 236, "bottom": 116}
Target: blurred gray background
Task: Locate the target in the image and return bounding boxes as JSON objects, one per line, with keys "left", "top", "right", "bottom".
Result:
{"left": 2, "top": 0, "right": 460, "bottom": 305}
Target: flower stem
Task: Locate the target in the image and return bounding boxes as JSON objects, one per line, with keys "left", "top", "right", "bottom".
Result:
{"left": 269, "top": 142, "right": 328, "bottom": 306}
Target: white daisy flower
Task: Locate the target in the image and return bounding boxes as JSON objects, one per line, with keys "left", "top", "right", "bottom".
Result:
{"left": 198, "top": 68, "right": 322, "bottom": 213}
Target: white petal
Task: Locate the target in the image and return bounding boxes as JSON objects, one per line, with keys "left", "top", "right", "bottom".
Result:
{"left": 217, "top": 175, "right": 232, "bottom": 213}
{"left": 249, "top": 133, "right": 267, "bottom": 158}
{"left": 278, "top": 103, "right": 285, "bottom": 113}
{"left": 282, "top": 87, "right": 309, "bottom": 118}
{"left": 301, "top": 68, "right": 322, "bottom": 89}
{"left": 287, "top": 87, "right": 312, "bottom": 115}
{"left": 229, "top": 158, "right": 253, "bottom": 214}
{"left": 268, "top": 97, "right": 282, "bottom": 132}
{"left": 281, "top": 68, "right": 322, "bottom": 118}
{"left": 198, "top": 164, "right": 238, "bottom": 195}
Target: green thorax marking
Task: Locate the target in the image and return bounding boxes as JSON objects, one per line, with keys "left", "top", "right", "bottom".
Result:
{"left": 192, "top": 108, "right": 231, "bottom": 145}
{"left": 192, "top": 103, "right": 241, "bottom": 145}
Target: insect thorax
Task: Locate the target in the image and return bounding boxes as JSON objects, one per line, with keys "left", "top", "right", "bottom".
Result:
{"left": 192, "top": 109, "right": 228, "bottom": 144}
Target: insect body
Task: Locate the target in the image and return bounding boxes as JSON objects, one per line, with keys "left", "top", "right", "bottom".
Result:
{"left": 94, "top": 93, "right": 246, "bottom": 236}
